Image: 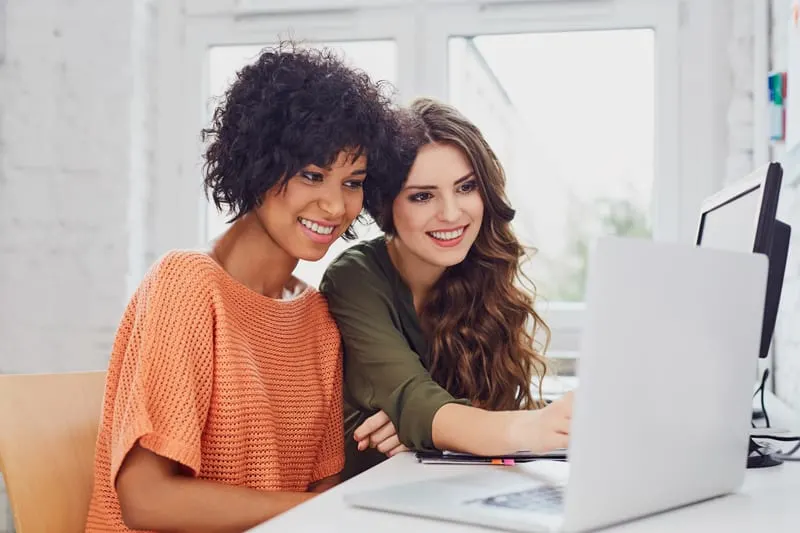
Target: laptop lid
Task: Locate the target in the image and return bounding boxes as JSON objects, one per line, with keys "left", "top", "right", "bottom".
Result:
{"left": 562, "top": 237, "right": 768, "bottom": 532}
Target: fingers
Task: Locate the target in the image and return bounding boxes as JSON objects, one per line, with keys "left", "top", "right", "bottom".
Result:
{"left": 549, "top": 432, "right": 570, "bottom": 450}
{"left": 353, "top": 410, "right": 391, "bottom": 441}
{"left": 368, "top": 421, "right": 398, "bottom": 448}
{"left": 376, "top": 435, "right": 402, "bottom": 454}
{"left": 549, "top": 391, "right": 574, "bottom": 419}
{"left": 554, "top": 390, "right": 574, "bottom": 407}
{"left": 386, "top": 444, "right": 409, "bottom": 458}
{"left": 553, "top": 416, "right": 571, "bottom": 436}
{"left": 562, "top": 391, "right": 575, "bottom": 411}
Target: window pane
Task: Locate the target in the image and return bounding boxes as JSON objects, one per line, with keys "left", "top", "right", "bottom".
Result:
{"left": 449, "top": 30, "right": 655, "bottom": 303}
{"left": 205, "top": 40, "right": 397, "bottom": 287}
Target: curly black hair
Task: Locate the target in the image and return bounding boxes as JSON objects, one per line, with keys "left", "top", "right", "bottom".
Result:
{"left": 366, "top": 107, "right": 428, "bottom": 233}
{"left": 202, "top": 41, "right": 403, "bottom": 239}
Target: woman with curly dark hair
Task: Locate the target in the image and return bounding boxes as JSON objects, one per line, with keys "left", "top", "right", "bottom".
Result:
{"left": 321, "top": 97, "right": 573, "bottom": 479}
{"left": 85, "top": 43, "right": 400, "bottom": 532}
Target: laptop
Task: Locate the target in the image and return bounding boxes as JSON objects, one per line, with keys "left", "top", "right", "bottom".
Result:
{"left": 344, "top": 237, "right": 768, "bottom": 532}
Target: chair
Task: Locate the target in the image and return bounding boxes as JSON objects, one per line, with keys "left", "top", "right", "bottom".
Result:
{"left": 0, "top": 371, "right": 106, "bottom": 533}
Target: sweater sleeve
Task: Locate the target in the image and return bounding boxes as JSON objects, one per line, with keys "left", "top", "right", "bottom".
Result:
{"left": 108, "top": 253, "right": 215, "bottom": 484}
{"left": 310, "top": 348, "right": 345, "bottom": 482}
{"left": 320, "top": 254, "right": 468, "bottom": 452}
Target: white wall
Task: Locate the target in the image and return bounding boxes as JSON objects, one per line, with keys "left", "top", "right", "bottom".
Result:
{"left": 0, "top": 0, "right": 157, "bottom": 528}
{"left": 679, "top": 0, "right": 740, "bottom": 236}
{"left": 769, "top": 0, "right": 800, "bottom": 410}
{"left": 0, "top": 0, "right": 156, "bottom": 375}
{"left": 727, "top": 0, "right": 757, "bottom": 183}
{"left": 684, "top": 0, "right": 800, "bottom": 411}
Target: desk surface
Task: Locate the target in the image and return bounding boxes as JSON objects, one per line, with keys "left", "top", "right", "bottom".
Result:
{"left": 250, "top": 394, "right": 800, "bottom": 532}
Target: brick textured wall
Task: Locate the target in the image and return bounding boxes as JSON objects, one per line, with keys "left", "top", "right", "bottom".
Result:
{"left": 727, "top": 0, "right": 756, "bottom": 184}
{"left": 0, "top": 0, "right": 156, "bottom": 529}
{"left": 721, "top": 0, "right": 800, "bottom": 412}
{"left": 769, "top": 0, "right": 800, "bottom": 410}
{"left": 0, "top": 0, "right": 143, "bottom": 373}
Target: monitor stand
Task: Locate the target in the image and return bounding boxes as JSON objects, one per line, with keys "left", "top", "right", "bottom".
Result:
{"left": 747, "top": 437, "right": 783, "bottom": 468}
{"left": 748, "top": 365, "right": 785, "bottom": 467}
{"left": 749, "top": 398, "right": 781, "bottom": 468}
{"left": 748, "top": 402, "right": 783, "bottom": 469}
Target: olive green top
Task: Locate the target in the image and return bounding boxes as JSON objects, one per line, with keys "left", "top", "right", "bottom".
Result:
{"left": 319, "top": 236, "right": 469, "bottom": 478}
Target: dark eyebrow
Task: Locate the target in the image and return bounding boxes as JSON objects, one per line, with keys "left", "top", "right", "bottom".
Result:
{"left": 304, "top": 165, "right": 367, "bottom": 176}
{"left": 403, "top": 171, "right": 475, "bottom": 191}
{"left": 454, "top": 172, "right": 476, "bottom": 185}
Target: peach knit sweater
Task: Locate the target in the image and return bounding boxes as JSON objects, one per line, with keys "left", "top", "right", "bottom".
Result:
{"left": 85, "top": 251, "right": 344, "bottom": 532}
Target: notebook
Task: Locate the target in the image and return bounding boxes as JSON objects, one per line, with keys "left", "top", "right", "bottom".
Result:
{"left": 415, "top": 449, "right": 568, "bottom": 465}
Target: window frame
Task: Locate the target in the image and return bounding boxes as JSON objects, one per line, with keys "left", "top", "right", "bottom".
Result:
{"left": 168, "top": 6, "right": 416, "bottom": 249}
{"left": 157, "top": 0, "right": 701, "bottom": 359}
{"left": 415, "top": 0, "right": 680, "bottom": 355}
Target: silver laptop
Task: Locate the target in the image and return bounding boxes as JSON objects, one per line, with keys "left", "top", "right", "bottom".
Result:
{"left": 345, "top": 237, "right": 768, "bottom": 532}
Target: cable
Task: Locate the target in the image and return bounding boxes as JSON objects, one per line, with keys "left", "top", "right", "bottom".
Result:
{"left": 750, "top": 434, "right": 800, "bottom": 462}
{"left": 752, "top": 368, "right": 771, "bottom": 428}
{"left": 775, "top": 440, "right": 800, "bottom": 461}
{"left": 761, "top": 368, "right": 770, "bottom": 428}
{"left": 750, "top": 435, "right": 800, "bottom": 441}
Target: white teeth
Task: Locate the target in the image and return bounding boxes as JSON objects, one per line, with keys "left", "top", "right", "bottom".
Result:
{"left": 299, "top": 218, "right": 334, "bottom": 235}
{"left": 429, "top": 228, "right": 465, "bottom": 241}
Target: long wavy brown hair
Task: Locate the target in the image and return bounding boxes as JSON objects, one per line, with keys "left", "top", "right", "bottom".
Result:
{"left": 375, "top": 98, "right": 550, "bottom": 410}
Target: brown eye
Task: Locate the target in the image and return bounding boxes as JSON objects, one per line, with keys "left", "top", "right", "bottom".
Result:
{"left": 459, "top": 180, "right": 478, "bottom": 193}
{"left": 344, "top": 179, "right": 364, "bottom": 190}
{"left": 409, "top": 192, "right": 433, "bottom": 203}
{"left": 299, "top": 171, "right": 324, "bottom": 183}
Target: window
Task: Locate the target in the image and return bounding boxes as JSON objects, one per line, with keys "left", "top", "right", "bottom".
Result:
{"left": 165, "top": 0, "right": 688, "bottom": 364}
{"left": 205, "top": 40, "right": 398, "bottom": 287}
{"left": 449, "top": 30, "right": 655, "bottom": 305}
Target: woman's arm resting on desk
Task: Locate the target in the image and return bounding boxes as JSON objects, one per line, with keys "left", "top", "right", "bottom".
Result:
{"left": 432, "top": 392, "right": 573, "bottom": 456}
{"left": 308, "top": 474, "right": 341, "bottom": 493}
{"left": 354, "top": 391, "right": 573, "bottom": 457}
{"left": 116, "top": 444, "right": 316, "bottom": 533}
{"left": 321, "top": 263, "right": 572, "bottom": 456}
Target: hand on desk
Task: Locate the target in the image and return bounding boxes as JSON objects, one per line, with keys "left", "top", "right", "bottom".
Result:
{"left": 354, "top": 410, "right": 410, "bottom": 457}
{"left": 355, "top": 393, "right": 573, "bottom": 459}
{"left": 509, "top": 391, "right": 573, "bottom": 453}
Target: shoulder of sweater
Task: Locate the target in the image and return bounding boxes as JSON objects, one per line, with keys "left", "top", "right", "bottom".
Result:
{"left": 140, "top": 250, "right": 219, "bottom": 303}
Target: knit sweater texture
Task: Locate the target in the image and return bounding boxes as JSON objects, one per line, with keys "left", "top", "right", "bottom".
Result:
{"left": 85, "top": 251, "right": 344, "bottom": 532}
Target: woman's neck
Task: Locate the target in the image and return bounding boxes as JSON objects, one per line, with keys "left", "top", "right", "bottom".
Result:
{"left": 386, "top": 236, "right": 446, "bottom": 314}
{"left": 210, "top": 213, "right": 299, "bottom": 299}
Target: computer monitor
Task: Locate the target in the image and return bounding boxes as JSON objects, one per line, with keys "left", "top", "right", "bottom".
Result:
{"left": 695, "top": 162, "right": 789, "bottom": 360}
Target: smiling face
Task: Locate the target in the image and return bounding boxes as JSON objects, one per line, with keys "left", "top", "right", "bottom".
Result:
{"left": 390, "top": 142, "right": 484, "bottom": 269}
{"left": 256, "top": 150, "right": 367, "bottom": 261}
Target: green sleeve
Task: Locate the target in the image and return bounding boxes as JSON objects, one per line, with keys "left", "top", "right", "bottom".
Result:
{"left": 320, "top": 260, "right": 466, "bottom": 451}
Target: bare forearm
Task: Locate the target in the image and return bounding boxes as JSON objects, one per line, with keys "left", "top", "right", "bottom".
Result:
{"left": 308, "top": 474, "right": 340, "bottom": 493}
{"left": 123, "top": 477, "right": 314, "bottom": 533}
{"left": 431, "top": 403, "right": 518, "bottom": 455}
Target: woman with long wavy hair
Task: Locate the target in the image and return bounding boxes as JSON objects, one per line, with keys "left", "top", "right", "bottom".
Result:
{"left": 320, "top": 97, "right": 573, "bottom": 479}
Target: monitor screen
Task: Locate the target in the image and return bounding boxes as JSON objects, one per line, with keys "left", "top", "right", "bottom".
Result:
{"left": 698, "top": 187, "right": 761, "bottom": 252}
{"left": 694, "top": 161, "right": 784, "bottom": 360}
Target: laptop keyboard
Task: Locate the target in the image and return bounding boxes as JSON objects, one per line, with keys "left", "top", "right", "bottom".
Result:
{"left": 472, "top": 486, "right": 564, "bottom": 513}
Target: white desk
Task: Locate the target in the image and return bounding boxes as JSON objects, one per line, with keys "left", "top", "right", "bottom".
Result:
{"left": 250, "top": 393, "right": 800, "bottom": 532}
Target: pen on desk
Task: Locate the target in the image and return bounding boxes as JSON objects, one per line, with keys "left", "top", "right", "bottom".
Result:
{"left": 490, "top": 459, "right": 516, "bottom": 465}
